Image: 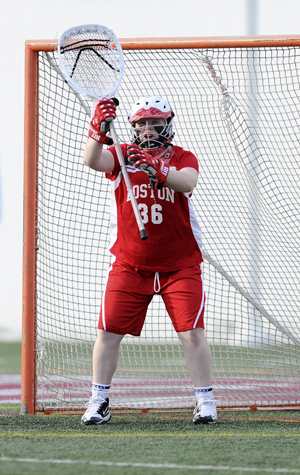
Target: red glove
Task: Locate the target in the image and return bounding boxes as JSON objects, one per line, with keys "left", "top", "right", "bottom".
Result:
{"left": 127, "top": 145, "right": 170, "bottom": 187}
{"left": 127, "top": 145, "right": 148, "bottom": 165}
{"left": 89, "top": 98, "right": 117, "bottom": 145}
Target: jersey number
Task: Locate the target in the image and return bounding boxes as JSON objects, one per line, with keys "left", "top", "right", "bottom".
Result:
{"left": 138, "top": 203, "right": 163, "bottom": 224}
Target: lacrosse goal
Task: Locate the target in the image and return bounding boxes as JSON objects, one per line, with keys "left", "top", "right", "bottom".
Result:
{"left": 22, "top": 35, "right": 300, "bottom": 414}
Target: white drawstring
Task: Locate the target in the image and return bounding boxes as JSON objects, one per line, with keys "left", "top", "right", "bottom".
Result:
{"left": 154, "top": 272, "right": 161, "bottom": 293}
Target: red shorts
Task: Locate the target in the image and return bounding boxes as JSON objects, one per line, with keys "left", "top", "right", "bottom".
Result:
{"left": 99, "top": 260, "right": 205, "bottom": 336}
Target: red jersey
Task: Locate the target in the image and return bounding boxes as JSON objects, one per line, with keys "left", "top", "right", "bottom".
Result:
{"left": 105, "top": 144, "right": 203, "bottom": 272}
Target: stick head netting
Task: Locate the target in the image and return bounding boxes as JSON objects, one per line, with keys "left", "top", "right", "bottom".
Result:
{"left": 58, "top": 24, "right": 124, "bottom": 99}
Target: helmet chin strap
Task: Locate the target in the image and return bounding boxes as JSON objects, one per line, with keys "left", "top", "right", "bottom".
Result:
{"left": 147, "top": 143, "right": 174, "bottom": 160}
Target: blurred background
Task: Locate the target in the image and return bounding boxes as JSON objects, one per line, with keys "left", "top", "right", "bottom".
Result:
{"left": 1, "top": 0, "right": 300, "bottom": 342}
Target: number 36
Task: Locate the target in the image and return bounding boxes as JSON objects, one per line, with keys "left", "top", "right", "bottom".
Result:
{"left": 138, "top": 203, "right": 163, "bottom": 224}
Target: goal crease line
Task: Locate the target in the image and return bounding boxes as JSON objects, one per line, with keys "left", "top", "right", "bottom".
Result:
{"left": 1, "top": 432, "right": 300, "bottom": 438}
{"left": 1, "top": 456, "right": 300, "bottom": 473}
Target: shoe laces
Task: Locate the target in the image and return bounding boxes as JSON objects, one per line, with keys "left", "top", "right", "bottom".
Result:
{"left": 194, "top": 398, "right": 218, "bottom": 416}
{"left": 85, "top": 396, "right": 107, "bottom": 413}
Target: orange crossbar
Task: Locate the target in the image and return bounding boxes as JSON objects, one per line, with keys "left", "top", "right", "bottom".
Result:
{"left": 25, "top": 34, "right": 300, "bottom": 52}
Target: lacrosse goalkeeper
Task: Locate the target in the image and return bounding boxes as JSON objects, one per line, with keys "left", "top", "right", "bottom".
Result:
{"left": 81, "top": 95, "right": 217, "bottom": 425}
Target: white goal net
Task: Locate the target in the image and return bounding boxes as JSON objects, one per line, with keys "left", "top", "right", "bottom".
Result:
{"left": 25, "top": 39, "right": 300, "bottom": 412}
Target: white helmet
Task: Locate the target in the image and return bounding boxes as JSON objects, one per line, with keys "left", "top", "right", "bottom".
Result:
{"left": 128, "top": 96, "right": 175, "bottom": 150}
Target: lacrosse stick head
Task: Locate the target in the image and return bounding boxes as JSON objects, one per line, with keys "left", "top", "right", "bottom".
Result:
{"left": 58, "top": 24, "right": 124, "bottom": 99}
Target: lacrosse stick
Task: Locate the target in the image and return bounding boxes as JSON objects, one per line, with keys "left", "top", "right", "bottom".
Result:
{"left": 58, "top": 24, "right": 148, "bottom": 240}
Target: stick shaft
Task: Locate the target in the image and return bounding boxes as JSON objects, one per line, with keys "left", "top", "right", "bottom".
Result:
{"left": 109, "top": 122, "right": 148, "bottom": 240}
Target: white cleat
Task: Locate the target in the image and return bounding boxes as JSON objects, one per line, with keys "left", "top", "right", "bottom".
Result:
{"left": 193, "top": 398, "right": 217, "bottom": 424}
{"left": 81, "top": 396, "right": 111, "bottom": 425}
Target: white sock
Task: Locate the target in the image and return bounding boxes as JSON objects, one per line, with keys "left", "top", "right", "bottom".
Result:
{"left": 92, "top": 382, "right": 110, "bottom": 400}
{"left": 194, "top": 386, "right": 213, "bottom": 402}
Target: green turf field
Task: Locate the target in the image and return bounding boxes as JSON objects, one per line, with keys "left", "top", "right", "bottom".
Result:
{"left": 0, "top": 342, "right": 21, "bottom": 373}
{"left": 1, "top": 343, "right": 300, "bottom": 474}
{"left": 0, "top": 410, "right": 300, "bottom": 474}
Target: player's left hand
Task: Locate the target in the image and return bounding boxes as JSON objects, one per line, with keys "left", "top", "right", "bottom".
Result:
{"left": 127, "top": 145, "right": 170, "bottom": 187}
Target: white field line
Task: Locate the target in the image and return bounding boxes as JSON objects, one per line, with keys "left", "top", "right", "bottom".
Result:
{"left": 1, "top": 456, "right": 300, "bottom": 473}
{"left": 0, "top": 389, "right": 21, "bottom": 396}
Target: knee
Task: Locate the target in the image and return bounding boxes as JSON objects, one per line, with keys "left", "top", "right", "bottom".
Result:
{"left": 96, "top": 329, "right": 123, "bottom": 348}
{"left": 178, "top": 328, "right": 206, "bottom": 347}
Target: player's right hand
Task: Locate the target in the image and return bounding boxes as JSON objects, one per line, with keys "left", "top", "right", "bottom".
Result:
{"left": 89, "top": 98, "right": 118, "bottom": 145}
{"left": 127, "top": 145, "right": 150, "bottom": 165}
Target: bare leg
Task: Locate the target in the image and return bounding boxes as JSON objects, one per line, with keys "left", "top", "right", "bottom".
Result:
{"left": 92, "top": 329, "right": 124, "bottom": 384}
{"left": 177, "top": 328, "right": 212, "bottom": 387}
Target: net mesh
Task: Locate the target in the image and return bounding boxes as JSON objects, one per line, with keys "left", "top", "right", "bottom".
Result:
{"left": 33, "top": 44, "right": 300, "bottom": 411}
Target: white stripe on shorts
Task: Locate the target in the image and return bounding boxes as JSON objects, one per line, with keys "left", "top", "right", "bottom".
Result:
{"left": 193, "top": 264, "right": 205, "bottom": 329}
{"left": 101, "top": 261, "right": 115, "bottom": 331}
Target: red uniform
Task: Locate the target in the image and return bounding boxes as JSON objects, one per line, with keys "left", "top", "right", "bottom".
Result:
{"left": 99, "top": 143, "right": 205, "bottom": 336}
{"left": 106, "top": 144, "right": 203, "bottom": 271}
